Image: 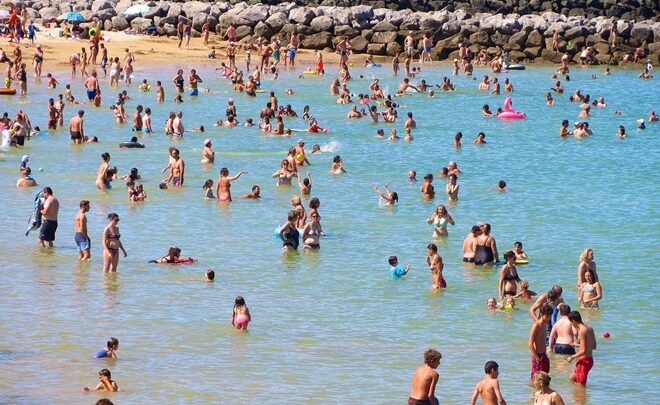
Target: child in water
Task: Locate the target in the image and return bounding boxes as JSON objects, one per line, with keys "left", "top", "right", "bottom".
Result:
{"left": 94, "top": 337, "right": 119, "bottom": 359}
{"left": 203, "top": 179, "right": 214, "bottom": 199}
{"left": 84, "top": 368, "right": 119, "bottom": 392}
{"left": 513, "top": 241, "right": 528, "bottom": 260}
{"left": 231, "top": 296, "right": 251, "bottom": 330}
{"left": 389, "top": 256, "right": 410, "bottom": 279}
{"left": 513, "top": 279, "right": 537, "bottom": 302}
{"left": 205, "top": 269, "right": 215, "bottom": 282}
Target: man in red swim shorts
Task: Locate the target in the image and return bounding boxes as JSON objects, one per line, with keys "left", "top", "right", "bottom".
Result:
{"left": 568, "top": 311, "right": 597, "bottom": 385}
{"left": 529, "top": 303, "right": 553, "bottom": 379}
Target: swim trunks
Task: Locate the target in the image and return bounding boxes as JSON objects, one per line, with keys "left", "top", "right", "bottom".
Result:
{"left": 234, "top": 314, "right": 249, "bottom": 328}
{"left": 189, "top": 88, "right": 199, "bottom": 96}
{"left": 48, "top": 119, "right": 57, "bottom": 129}
{"left": 75, "top": 232, "right": 90, "bottom": 251}
{"left": 172, "top": 176, "right": 181, "bottom": 186}
{"left": 574, "top": 356, "right": 594, "bottom": 384}
{"left": 553, "top": 343, "right": 575, "bottom": 355}
{"left": 439, "top": 277, "right": 447, "bottom": 288}
{"left": 70, "top": 130, "right": 82, "bottom": 140}
{"left": 39, "top": 219, "right": 58, "bottom": 242}
{"left": 406, "top": 46, "right": 414, "bottom": 56}
{"left": 86, "top": 89, "right": 96, "bottom": 100}
{"left": 408, "top": 397, "right": 436, "bottom": 405}
{"left": 531, "top": 352, "right": 550, "bottom": 378}
{"left": 424, "top": 46, "right": 432, "bottom": 52}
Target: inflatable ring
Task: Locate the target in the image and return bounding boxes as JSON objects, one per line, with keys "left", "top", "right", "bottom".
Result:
{"left": 89, "top": 27, "right": 98, "bottom": 36}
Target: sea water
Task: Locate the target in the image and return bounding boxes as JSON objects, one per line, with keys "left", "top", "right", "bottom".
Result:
{"left": 0, "top": 63, "right": 658, "bottom": 404}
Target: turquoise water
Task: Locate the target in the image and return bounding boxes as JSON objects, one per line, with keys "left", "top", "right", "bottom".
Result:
{"left": 0, "top": 62, "right": 658, "bottom": 404}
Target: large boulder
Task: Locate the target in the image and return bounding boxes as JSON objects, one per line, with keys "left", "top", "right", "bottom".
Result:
{"left": 144, "top": 3, "right": 168, "bottom": 19}
{"left": 519, "top": 14, "right": 548, "bottom": 31}
{"left": 192, "top": 13, "right": 217, "bottom": 32}
{"left": 508, "top": 31, "right": 528, "bottom": 50}
{"left": 310, "top": 16, "right": 334, "bottom": 32}
{"left": 91, "top": 0, "right": 112, "bottom": 13}
{"left": 114, "top": 0, "right": 132, "bottom": 16}
{"left": 371, "top": 31, "right": 398, "bottom": 44}
{"left": 234, "top": 25, "right": 253, "bottom": 40}
{"left": 111, "top": 16, "right": 129, "bottom": 31}
{"left": 386, "top": 42, "right": 403, "bottom": 56}
{"left": 630, "top": 23, "right": 653, "bottom": 43}
{"left": 420, "top": 17, "right": 443, "bottom": 31}
{"left": 565, "top": 26, "right": 588, "bottom": 40}
{"left": 400, "top": 15, "right": 420, "bottom": 31}
{"left": 541, "top": 11, "right": 567, "bottom": 23}
{"left": 265, "top": 12, "right": 288, "bottom": 30}
{"left": 367, "top": 43, "right": 387, "bottom": 55}
{"left": 95, "top": 8, "right": 116, "bottom": 22}
{"left": 39, "top": 7, "right": 60, "bottom": 21}
{"left": 442, "top": 21, "right": 462, "bottom": 36}
{"left": 592, "top": 41, "right": 610, "bottom": 55}
{"left": 523, "top": 47, "right": 541, "bottom": 59}
{"left": 239, "top": 4, "right": 269, "bottom": 23}
{"left": 334, "top": 25, "right": 359, "bottom": 38}
{"left": 373, "top": 21, "right": 397, "bottom": 32}
{"left": 289, "top": 7, "right": 315, "bottom": 25}
{"left": 495, "top": 18, "right": 521, "bottom": 35}
{"left": 130, "top": 17, "right": 152, "bottom": 32}
{"left": 350, "top": 5, "right": 374, "bottom": 21}
{"left": 469, "top": 30, "right": 491, "bottom": 46}
{"left": 301, "top": 32, "right": 332, "bottom": 50}
{"left": 350, "top": 36, "right": 369, "bottom": 53}
{"left": 253, "top": 21, "right": 273, "bottom": 38}
{"left": 526, "top": 30, "right": 544, "bottom": 47}
{"left": 182, "top": 1, "right": 210, "bottom": 17}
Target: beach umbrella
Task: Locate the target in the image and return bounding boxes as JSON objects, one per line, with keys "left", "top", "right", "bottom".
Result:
{"left": 124, "top": 4, "right": 151, "bottom": 16}
{"left": 57, "top": 11, "right": 85, "bottom": 23}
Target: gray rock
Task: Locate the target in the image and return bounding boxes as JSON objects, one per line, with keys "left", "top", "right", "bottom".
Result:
{"left": 161, "top": 23, "right": 176, "bottom": 37}
{"left": 254, "top": 21, "right": 273, "bottom": 38}
{"left": 630, "top": 23, "right": 652, "bottom": 43}
{"left": 508, "top": 31, "right": 528, "bottom": 50}
{"left": 523, "top": 47, "right": 541, "bottom": 58}
{"left": 351, "top": 18, "right": 371, "bottom": 30}
{"left": 441, "top": 21, "right": 462, "bottom": 36}
{"left": 289, "top": 7, "right": 315, "bottom": 25}
{"left": 144, "top": 4, "right": 168, "bottom": 19}
{"left": 400, "top": 16, "right": 419, "bottom": 31}
{"left": 585, "top": 34, "right": 606, "bottom": 46}
{"left": 234, "top": 25, "right": 253, "bottom": 40}
{"left": 218, "top": 14, "right": 253, "bottom": 28}
{"left": 565, "top": 26, "right": 588, "bottom": 40}
{"left": 351, "top": 5, "right": 374, "bottom": 21}
{"left": 266, "top": 12, "right": 288, "bottom": 30}
{"left": 350, "top": 36, "right": 369, "bottom": 53}
{"left": 182, "top": 1, "right": 210, "bottom": 17}
{"left": 240, "top": 4, "right": 269, "bottom": 23}
{"left": 495, "top": 18, "right": 521, "bottom": 35}
{"left": 361, "top": 29, "right": 373, "bottom": 41}
{"left": 39, "top": 7, "right": 60, "bottom": 21}
{"left": 301, "top": 32, "right": 333, "bottom": 49}
{"left": 94, "top": 8, "right": 116, "bottom": 21}
{"left": 469, "top": 30, "right": 491, "bottom": 46}
{"left": 420, "top": 17, "right": 443, "bottom": 31}
{"left": 541, "top": 12, "right": 566, "bottom": 23}
{"left": 615, "top": 20, "right": 632, "bottom": 38}
{"left": 367, "top": 43, "right": 387, "bottom": 55}
{"left": 373, "top": 21, "right": 397, "bottom": 32}
{"left": 519, "top": 14, "right": 548, "bottom": 31}
{"left": 80, "top": 10, "right": 94, "bottom": 22}
{"left": 327, "top": 8, "right": 351, "bottom": 26}
{"left": 192, "top": 13, "right": 217, "bottom": 32}
{"left": 115, "top": 0, "right": 132, "bottom": 16}
{"left": 371, "top": 31, "right": 398, "bottom": 44}
{"left": 91, "top": 0, "right": 112, "bottom": 13}
{"left": 103, "top": 19, "right": 113, "bottom": 31}
{"left": 166, "top": 3, "right": 183, "bottom": 21}
{"left": 334, "top": 25, "right": 359, "bottom": 37}
{"left": 386, "top": 41, "right": 402, "bottom": 56}
{"left": 526, "top": 30, "right": 544, "bottom": 47}
{"left": 111, "top": 16, "right": 129, "bottom": 31}
{"left": 310, "top": 16, "right": 334, "bottom": 32}
{"left": 592, "top": 41, "right": 610, "bottom": 54}
{"left": 131, "top": 17, "right": 152, "bottom": 32}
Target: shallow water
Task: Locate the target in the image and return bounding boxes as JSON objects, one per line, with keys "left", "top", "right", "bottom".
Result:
{"left": 0, "top": 61, "right": 658, "bottom": 404}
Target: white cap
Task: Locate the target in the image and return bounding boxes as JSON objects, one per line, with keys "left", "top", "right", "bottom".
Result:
{"left": 637, "top": 119, "right": 645, "bottom": 124}
{"left": 22, "top": 155, "right": 29, "bottom": 161}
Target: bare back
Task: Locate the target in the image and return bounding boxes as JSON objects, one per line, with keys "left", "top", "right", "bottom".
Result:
{"left": 409, "top": 365, "right": 438, "bottom": 402}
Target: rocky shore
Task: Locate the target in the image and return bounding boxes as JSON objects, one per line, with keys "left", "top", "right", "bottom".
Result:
{"left": 6, "top": 0, "right": 660, "bottom": 65}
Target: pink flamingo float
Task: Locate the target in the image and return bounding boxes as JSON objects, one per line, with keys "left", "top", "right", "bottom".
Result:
{"left": 498, "top": 97, "right": 526, "bottom": 119}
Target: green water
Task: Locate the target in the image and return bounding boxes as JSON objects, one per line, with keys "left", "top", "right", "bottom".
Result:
{"left": 0, "top": 62, "right": 658, "bottom": 404}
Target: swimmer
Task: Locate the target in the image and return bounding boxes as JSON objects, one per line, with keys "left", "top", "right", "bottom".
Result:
{"left": 242, "top": 185, "right": 261, "bottom": 199}
{"left": 203, "top": 179, "right": 215, "bottom": 199}
{"left": 16, "top": 167, "right": 37, "bottom": 187}
{"left": 149, "top": 247, "right": 197, "bottom": 264}
{"left": 191, "top": 125, "right": 205, "bottom": 132}
{"left": 279, "top": 210, "right": 300, "bottom": 252}
{"left": 649, "top": 111, "right": 659, "bottom": 122}
{"left": 469, "top": 361, "right": 507, "bottom": 405}
{"left": 427, "top": 205, "right": 455, "bottom": 237}
{"left": 408, "top": 349, "right": 441, "bottom": 405}
{"left": 513, "top": 242, "right": 528, "bottom": 260}
{"left": 617, "top": 126, "right": 626, "bottom": 139}
{"left": 447, "top": 161, "right": 461, "bottom": 175}
{"left": 272, "top": 160, "right": 297, "bottom": 186}
{"left": 513, "top": 280, "right": 537, "bottom": 302}
{"left": 201, "top": 139, "right": 214, "bottom": 163}
{"left": 533, "top": 371, "right": 566, "bottom": 405}
{"left": 75, "top": 200, "right": 91, "bottom": 260}
{"left": 138, "top": 79, "right": 150, "bottom": 92}
{"left": 546, "top": 92, "right": 555, "bottom": 106}
{"left": 567, "top": 311, "right": 597, "bottom": 386}
{"left": 482, "top": 104, "right": 492, "bottom": 116}
{"left": 330, "top": 155, "right": 346, "bottom": 174}
{"left": 486, "top": 297, "right": 499, "bottom": 311}
{"left": 578, "top": 270, "right": 602, "bottom": 309}
{"left": 496, "top": 180, "right": 507, "bottom": 192}
{"left": 298, "top": 172, "right": 312, "bottom": 195}
{"left": 231, "top": 296, "right": 251, "bottom": 330}
{"left": 84, "top": 369, "right": 119, "bottom": 392}
{"left": 408, "top": 170, "right": 417, "bottom": 182}
{"left": 311, "top": 144, "right": 321, "bottom": 154}
{"left": 374, "top": 184, "right": 399, "bottom": 205}
{"left": 577, "top": 248, "right": 598, "bottom": 287}
{"left": 376, "top": 128, "right": 385, "bottom": 138}
{"left": 389, "top": 255, "right": 410, "bottom": 279}
{"left": 404, "top": 128, "right": 413, "bottom": 142}
{"left": 637, "top": 119, "right": 646, "bottom": 129}
{"left": 426, "top": 243, "right": 445, "bottom": 289}
{"left": 389, "top": 128, "right": 400, "bottom": 141}
{"left": 454, "top": 132, "right": 462, "bottom": 149}
{"left": 420, "top": 174, "right": 435, "bottom": 199}
{"left": 94, "top": 337, "right": 119, "bottom": 359}
{"left": 216, "top": 168, "right": 247, "bottom": 202}
{"left": 446, "top": 174, "right": 459, "bottom": 201}
{"left": 474, "top": 132, "right": 486, "bottom": 144}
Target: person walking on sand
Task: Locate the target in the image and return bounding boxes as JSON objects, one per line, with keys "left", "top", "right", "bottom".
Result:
{"left": 37, "top": 187, "right": 59, "bottom": 248}
{"left": 470, "top": 361, "right": 507, "bottom": 405}
{"left": 567, "top": 311, "right": 597, "bottom": 385}
{"left": 408, "top": 348, "right": 441, "bottom": 405}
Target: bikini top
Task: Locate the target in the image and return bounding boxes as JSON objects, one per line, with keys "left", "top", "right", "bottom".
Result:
{"left": 503, "top": 268, "right": 520, "bottom": 282}
{"left": 582, "top": 283, "right": 596, "bottom": 295}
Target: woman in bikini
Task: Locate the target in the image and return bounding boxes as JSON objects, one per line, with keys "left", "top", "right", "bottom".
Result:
{"left": 96, "top": 153, "right": 111, "bottom": 190}
{"left": 216, "top": 167, "right": 247, "bottom": 203}
{"left": 576, "top": 248, "right": 598, "bottom": 287}
{"left": 578, "top": 270, "right": 602, "bottom": 309}
{"left": 102, "top": 213, "right": 127, "bottom": 273}
{"left": 302, "top": 211, "right": 322, "bottom": 249}
{"left": 426, "top": 204, "right": 455, "bottom": 237}
{"left": 420, "top": 173, "right": 435, "bottom": 199}
{"left": 498, "top": 251, "right": 520, "bottom": 299}
{"left": 271, "top": 160, "right": 297, "bottom": 186}
{"left": 149, "top": 247, "right": 196, "bottom": 264}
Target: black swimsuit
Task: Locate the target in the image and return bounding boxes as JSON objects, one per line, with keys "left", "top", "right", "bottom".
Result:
{"left": 474, "top": 236, "right": 494, "bottom": 265}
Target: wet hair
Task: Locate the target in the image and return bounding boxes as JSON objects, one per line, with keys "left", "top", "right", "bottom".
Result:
{"left": 424, "top": 348, "right": 442, "bottom": 365}
{"left": 291, "top": 195, "right": 301, "bottom": 206}
{"left": 42, "top": 186, "right": 53, "bottom": 195}
{"left": 287, "top": 210, "right": 298, "bottom": 222}
{"left": 514, "top": 241, "right": 523, "bottom": 249}
{"left": 471, "top": 225, "right": 481, "bottom": 235}
{"left": 535, "top": 370, "right": 551, "bottom": 386}
{"left": 424, "top": 173, "right": 433, "bottom": 181}
{"left": 482, "top": 223, "right": 491, "bottom": 234}
{"left": 302, "top": 178, "right": 310, "bottom": 186}
{"left": 484, "top": 360, "right": 499, "bottom": 374}
{"left": 390, "top": 192, "right": 399, "bottom": 202}
{"left": 203, "top": 179, "right": 213, "bottom": 189}
{"left": 332, "top": 155, "right": 342, "bottom": 163}
{"left": 440, "top": 167, "right": 449, "bottom": 176}
{"left": 107, "top": 337, "right": 119, "bottom": 349}
{"left": 159, "top": 182, "right": 168, "bottom": 189}
{"left": 539, "top": 302, "right": 553, "bottom": 316}
{"left": 168, "top": 247, "right": 182, "bottom": 258}
{"left": 449, "top": 174, "right": 457, "bottom": 181}
{"left": 309, "top": 197, "right": 320, "bottom": 209}
{"left": 107, "top": 213, "right": 119, "bottom": 221}
{"left": 130, "top": 136, "right": 138, "bottom": 143}
{"left": 377, "top": 129, "right": 384, "bottom": 136}
{"left": 234, "top": 296, "right": 246, "bottom": 306}
{"left": 477, "top": 131, "right": 485, "bottom": 138}
{"left": 99, "top": 368, "right": 111, "bottom": 378}
{"left": 96, "top": 399, "right": 114, "bottom": 405}
{"left": 498, "top": 180, "right": 506, "bottom": 189}
{"left": 101, "top": 152, "right": 110, "bottom": 162}
{"left": 559, "top": 304, "right": 571, "bottom": 316}
{"left": 206, "top": 270, "right": 215, "bottom": 281}
{"left": 251, "top": 185, "right": 260, "bottom": 192}
{"left": 503, "top": 250, "right": 516, "bottom": 261}
{"left": 388, "top": 256, "right": 398, "bottom": 266}
{"left": 568, "top": 311, "right": 583, "bottom": 324}
{"left": 80, "top": 200, "right": 90, "bottom": 208}
{"left": 546, "top": 289, "right": 558, "bottom": 301}
{"left": 427, "top": 243, "right": 438, "bottom": 253}
{"left": 219, "top": 167, "right": 229, "bottom": 176}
